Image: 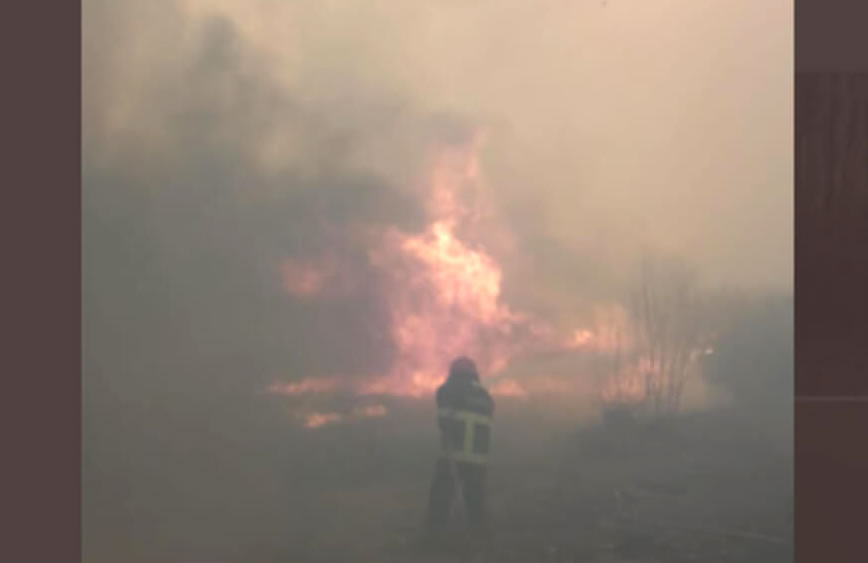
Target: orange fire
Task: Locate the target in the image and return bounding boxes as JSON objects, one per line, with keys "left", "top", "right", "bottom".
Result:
{"left": 272, "top": 125, "right": 657, "bottom": 407}
{"left": 360, "top": 127, "right": 560, "bottom": 396}
{"left": 303, "top": 411, "right": 342, "bottom": 429}
{"left": 269, "top": 377, "right": 340, "bottom": 396}
{"left": 353, "top": 404, "right": 388, "bottom": 418}
{"left": 299, "top": 404, "right": 389, "bottom": 430}
{"left": 566, "top": 329, "right": 594, "bottom": 348}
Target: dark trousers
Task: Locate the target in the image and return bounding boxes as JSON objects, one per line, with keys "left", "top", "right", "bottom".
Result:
{"left": 426, "top": 458, "right": 487, "bottom": 533}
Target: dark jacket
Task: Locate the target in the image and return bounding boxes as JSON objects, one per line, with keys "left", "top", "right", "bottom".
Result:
{"left": 435, "top": 376, "right": 495, "bottom": 464}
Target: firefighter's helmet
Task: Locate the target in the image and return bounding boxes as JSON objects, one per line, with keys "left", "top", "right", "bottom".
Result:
{"left": 449, "top": 356, "right": 479, "bottom": 383}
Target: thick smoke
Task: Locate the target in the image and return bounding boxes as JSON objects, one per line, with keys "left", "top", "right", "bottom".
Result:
{"left": 84, "top": 0, "right": 792, "bottom": 396}
{"left": 83, "top": 2, "right": 792, "bottom": 559}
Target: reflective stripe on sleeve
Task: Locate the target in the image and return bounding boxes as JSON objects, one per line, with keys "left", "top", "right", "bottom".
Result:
{"left": 438, "top": 408, "right": 492, "bottom": 426}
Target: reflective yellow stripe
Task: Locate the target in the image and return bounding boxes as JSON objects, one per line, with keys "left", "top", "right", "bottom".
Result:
{"left": 438, "top": 407, "right": 491, "bottom": 465}
{"left": 438, "top": 408, "right": 492, "bottom": 426}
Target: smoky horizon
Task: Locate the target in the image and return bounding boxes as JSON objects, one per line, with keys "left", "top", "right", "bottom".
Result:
{"left": 82, "top": 1, "right": 794, "bottom": 561}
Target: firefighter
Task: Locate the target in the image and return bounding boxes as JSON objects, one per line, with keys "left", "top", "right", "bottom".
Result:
{"left": 425, "top": 356, "right": 495, "bottom": 537}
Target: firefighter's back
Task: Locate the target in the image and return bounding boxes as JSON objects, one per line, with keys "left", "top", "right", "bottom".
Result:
{"left": 426, "top": 356, "right": 495, "bottom": 537}
{"left": 436, "top": 379, "right": 494, "bottom": 464}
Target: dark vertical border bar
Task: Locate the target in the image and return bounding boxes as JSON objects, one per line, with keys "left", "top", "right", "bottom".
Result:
{"left": 796, "top": 73, "right": 868, "bottom": 397}
{"left": 0, "top": 2, "right": 82, "bottom": 563}
{"left": 796, "top": 1, "right": 868, "bottom": 562}
{"left": 796, "top": 0, "right": 868, "bottom": 73}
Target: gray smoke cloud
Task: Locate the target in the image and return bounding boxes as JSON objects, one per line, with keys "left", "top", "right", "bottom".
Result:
{"left": 84, "top": 0, "right": 792, "bottom": 378}
{"left": 82, "top": 0, "right": 796, "bottom": 423}
{"left": 83, "top": 2, "right": 792, "bottom": 559}
{"left": 83, "top": 0, "right": 794, "bottom": 429}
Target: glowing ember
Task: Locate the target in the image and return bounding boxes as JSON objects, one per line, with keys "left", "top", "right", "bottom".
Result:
{"left": 269, "top": 377, "right": 340, "bottom": 395}
{"left": 297, "top": 404, "right": 388, "bottom": 430}
{"left": 566, "top": 329, "right": 594, "bottom": 348}
{"left": 303, "top": 412, "right": 342, "bottom": 429}
{"left": 353, "top": 404, "right": 388, "bottom": 418}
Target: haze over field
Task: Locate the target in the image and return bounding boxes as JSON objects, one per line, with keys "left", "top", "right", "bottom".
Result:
{"left": 83, "top": 1, "right": 793, "bottom": 561}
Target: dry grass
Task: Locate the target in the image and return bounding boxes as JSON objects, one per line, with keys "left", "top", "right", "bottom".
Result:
{"left": 85, "top": 399, "right": 792, "bottom": 563}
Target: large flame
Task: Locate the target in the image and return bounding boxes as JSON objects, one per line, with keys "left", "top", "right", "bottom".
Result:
{"left": 360, "top": 128, "right": 569, "bottom": 395}
{"left": 270, "top": 125, "right": 706, "bottom": 418}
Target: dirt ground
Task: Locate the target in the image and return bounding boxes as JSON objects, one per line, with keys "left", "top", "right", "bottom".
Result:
{"left": 84, "top": 398, "right": 793, "bottom": 563}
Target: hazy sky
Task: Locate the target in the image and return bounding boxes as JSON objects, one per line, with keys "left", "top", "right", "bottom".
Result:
{"left": 84, "top": 0, "right": 793, "bottom": 292}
